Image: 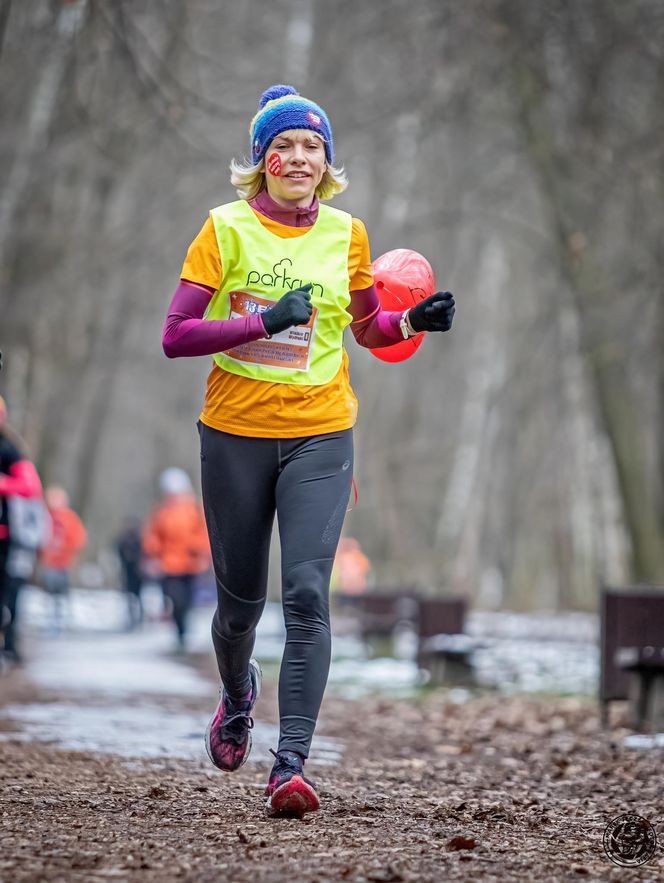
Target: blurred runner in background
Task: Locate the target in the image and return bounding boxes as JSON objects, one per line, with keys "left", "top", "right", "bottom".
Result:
{"left": 332, "top": 536, "right": 372, "bottom": 594}
{"left": 0, "top": 396, "right": 45, "bottom": 664}
{"left": 331, "top": 536, "right": 372, "bottom": 606}
{"left": 40, "top": 486, "right": 87, "bottom": 635}
{"left": 142, "top": 468, "right": 210, "bottom": 650}
{"left": 115, "top": 517, "right": 145, "bottom": 630}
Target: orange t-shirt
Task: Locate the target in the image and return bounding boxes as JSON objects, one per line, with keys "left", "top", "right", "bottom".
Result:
{"left": 181, "top": 209, "right": 373, "bottom": 438}
{"left": 40, "top": 507, "right": 87, "bottom": 570}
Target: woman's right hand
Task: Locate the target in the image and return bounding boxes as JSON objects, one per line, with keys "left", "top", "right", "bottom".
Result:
{"left": 261, "top": 284, "right": 313, "bottom": 335}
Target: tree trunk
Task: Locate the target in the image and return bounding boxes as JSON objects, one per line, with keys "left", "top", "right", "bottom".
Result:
{"left": 510, "top": 57, "right": 664, "bottom": 583}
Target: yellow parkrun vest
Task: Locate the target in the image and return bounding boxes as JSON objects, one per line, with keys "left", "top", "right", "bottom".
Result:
{"left": 206, "top": 200, "right": 353, "bottom": 385}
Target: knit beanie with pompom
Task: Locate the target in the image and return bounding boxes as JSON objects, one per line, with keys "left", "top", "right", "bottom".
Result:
{"left": 249, "top": 85, "right": 334, "bottom": 165}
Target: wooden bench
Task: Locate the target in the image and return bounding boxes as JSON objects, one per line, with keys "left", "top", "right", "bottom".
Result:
{"left": 416, "top": 598, "right": 473, "bottom": 686}
{"left": 343, "top": 588, "right": 419, "bottom": 658}
{"left": 352, "top": 592, "right": 474, "bottom": 684}
{"left": 600, "top": 586, "right": 664, "bottom": 729}
{"left": 355, "top": 589, "right": 420, "bottom": 637}
{"left": 615, "top": 646, "right": 664, "bottom": 731}
{"left": 355, "top": 589, "right": 420, "bottom": 652}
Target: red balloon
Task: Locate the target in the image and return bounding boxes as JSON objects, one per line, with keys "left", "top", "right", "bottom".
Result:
{"left": 369, "top": 249, "right": 437, "bottom": 363}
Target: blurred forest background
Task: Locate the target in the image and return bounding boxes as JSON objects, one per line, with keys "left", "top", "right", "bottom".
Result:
{"left": 1, "top": 0, "right": 663, "bottom": 610}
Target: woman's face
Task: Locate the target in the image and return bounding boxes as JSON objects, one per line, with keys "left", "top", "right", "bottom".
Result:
{"left": 263, "top": 129, "right": 326, "bottom": 206}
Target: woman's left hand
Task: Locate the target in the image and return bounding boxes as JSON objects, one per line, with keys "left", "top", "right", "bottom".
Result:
{"left": 408, "top": 291, "right": 455, "bottom": 333}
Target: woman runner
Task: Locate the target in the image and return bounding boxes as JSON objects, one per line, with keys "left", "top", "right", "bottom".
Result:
{"left": 162, "top": 84, "right": 455, "bottom": 817}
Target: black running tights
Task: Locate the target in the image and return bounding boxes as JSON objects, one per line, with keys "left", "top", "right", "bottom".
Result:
{"left": 199, "top": 423, "right": 353, "bottom": 757}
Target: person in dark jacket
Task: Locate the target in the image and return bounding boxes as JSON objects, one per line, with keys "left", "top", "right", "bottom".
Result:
{"left": 115, "top": 517, "right": 145, "bottom": 630}
{"left": 0, "top": 396, "right": 45, "bottom": 664}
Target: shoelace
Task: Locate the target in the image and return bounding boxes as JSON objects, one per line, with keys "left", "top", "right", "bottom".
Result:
{"left": 268, "top": 748, "right": 303, "bottom": 778}
{"left": 220, "top": 698, "right": 255, "bottom": 745}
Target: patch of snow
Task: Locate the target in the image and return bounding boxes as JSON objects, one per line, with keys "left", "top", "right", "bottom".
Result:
{"left": 0, "top": 702, "right": 341, "bottom": 765}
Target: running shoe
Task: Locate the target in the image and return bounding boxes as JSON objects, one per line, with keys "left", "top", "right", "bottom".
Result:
{"left": 205, "top": 658, "right": 262, "bottom": 772}
{"left": 265, "top": 749, "right": 320, "bottom": 817}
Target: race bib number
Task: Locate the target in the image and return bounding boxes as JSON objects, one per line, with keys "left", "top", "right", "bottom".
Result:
{"left": 224, "top": 290, "right": 317, "bottom": 372}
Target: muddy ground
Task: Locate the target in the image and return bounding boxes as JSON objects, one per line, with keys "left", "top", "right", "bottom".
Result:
{"left": 1, "top": 652, "right": 663, "bottom": 883}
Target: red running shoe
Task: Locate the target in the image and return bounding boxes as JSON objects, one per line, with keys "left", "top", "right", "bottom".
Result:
{"left": 205, "top": 658, "right": 262, "bottom": 772}
{"left": 265, "top": 749, "right": 320, "bottom": 817}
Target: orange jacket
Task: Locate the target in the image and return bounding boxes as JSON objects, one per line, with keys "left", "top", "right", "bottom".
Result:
{"left": 40, "top": 507, "right": 87, "bottom": 570}
{"left": 142, "top": 495, "right": 210, "bottom": 577}
{"left": 332, "top": 539, "right": 371, "bottom": 595}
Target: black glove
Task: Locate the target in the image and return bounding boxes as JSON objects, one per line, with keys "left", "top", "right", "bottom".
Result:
{"left": 261, "top": 284, "right": 313, "bottom": 336}
{"left": 408, "top": 291, "right": 455, "bottom": 333}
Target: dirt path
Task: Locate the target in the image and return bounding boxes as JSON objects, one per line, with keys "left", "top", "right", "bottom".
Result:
{"left": 1, "top": 655, "right": 663, "bottom": 882}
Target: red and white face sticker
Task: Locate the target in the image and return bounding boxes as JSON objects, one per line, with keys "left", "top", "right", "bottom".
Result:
{"left": 267, "top": 152, "right": 282, "bottom": 176}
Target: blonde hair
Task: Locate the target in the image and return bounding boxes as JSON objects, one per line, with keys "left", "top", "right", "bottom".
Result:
{"left": 230, "top": 156, "right": 348, "bottom": 201}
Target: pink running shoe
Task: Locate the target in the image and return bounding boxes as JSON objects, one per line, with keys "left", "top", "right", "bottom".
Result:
{"left": 265, "top": 749, "right": 320, "bottom": 818}
{"left": 205, "top": 658, "right": 262, "bottom": 772}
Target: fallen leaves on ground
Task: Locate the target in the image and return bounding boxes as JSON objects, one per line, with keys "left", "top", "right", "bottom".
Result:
{"left": 1, "top": 654, "right": 661, "bottom": 882}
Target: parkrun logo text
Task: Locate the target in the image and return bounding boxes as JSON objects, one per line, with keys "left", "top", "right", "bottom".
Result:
{"left": 246, "top": 259, "right": 324, "bottom": 298}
